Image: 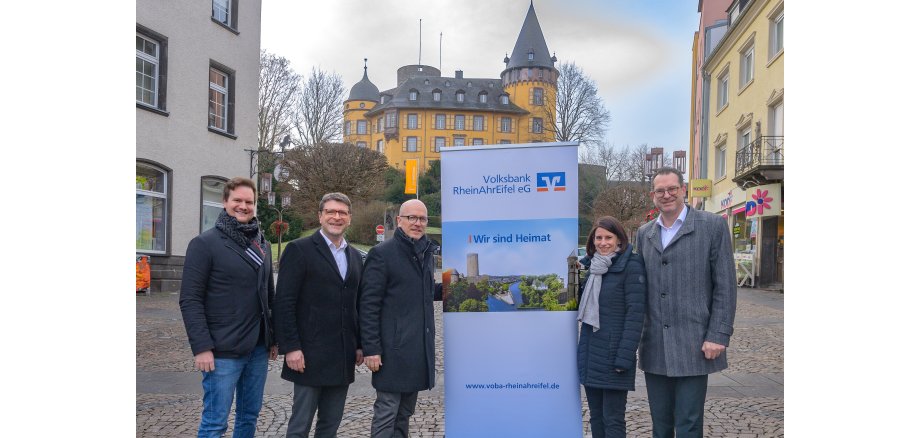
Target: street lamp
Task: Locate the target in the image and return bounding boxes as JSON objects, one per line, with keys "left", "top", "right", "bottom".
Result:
{"left": 265, "top": 190, "right": 291, "bottom": 265}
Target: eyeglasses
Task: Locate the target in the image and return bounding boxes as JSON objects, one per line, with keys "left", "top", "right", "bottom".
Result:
{"left": 322, "top": 209, "right": 350, "bottom": 217}
{"left": 399, "top": 215, "right": 429, "bottom": 224}
{"left": 652, "top": 186, "right": 682, "bottom": 197}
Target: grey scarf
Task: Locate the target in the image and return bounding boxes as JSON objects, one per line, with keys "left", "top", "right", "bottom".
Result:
{"left": 577, "top": 252, "right": 615, "bottom": 333}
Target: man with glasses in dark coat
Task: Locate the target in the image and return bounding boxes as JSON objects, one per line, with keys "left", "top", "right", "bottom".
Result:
{"left": 273, "top": 192, "right": 365, "bottom": 438}
{"left": 359, "top": 199, "right": 440, "bottom": 438}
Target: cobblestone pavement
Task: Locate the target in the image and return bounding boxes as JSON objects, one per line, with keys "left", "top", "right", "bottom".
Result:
{"left": 138, "top": 288, "right": 783, "bottom": 437}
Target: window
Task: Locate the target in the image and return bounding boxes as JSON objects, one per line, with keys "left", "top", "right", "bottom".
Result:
{"left": 532, "top": 117, "right": 543, "bottom": 134}
{"left": 739, "top": 127, "right": 752, "bottom": 149}
{"left": 386, "top": 111, "right": 397, "bottom": 128}
{"left": 407, "top": 114, "right": 418, "bottom": 129}
{"left": 212, "top": 0, "right": 236, "bottom": 29}
{"left": 435, "top": 114, "right": 446, "bottom": 129}
{"left": 740, "top": 44, "right": 754, "bottom": 88}
{"left": 137, "top": 163, "right": 168, "bottom": 253}
{"left": 136, "top": 33, "right": 161, "bottom": 108}
{"left": 456, "top": 91, "right": 465, "bottom": 102}
{"left": 716, "top": 145, "right": 727, "bottom": 179}
{"left": 500, "top": 94, "right": 509, "bottom": 105}
{"left": 405, "top": 136, "right": 418, "bottom": 152}
{"left": 433, "top": 89, "right": 441, "bottom": 101}
{"left": 533, "top": 87, "right": 544, "bottom": 106}
{"left": 455, "top": 114, "right": 465, "bottom": 130}
{"left": 717, "top": 70, "right": 729, "bottom": 110}
{"left": 377, "top": 116, "right": 383, "bottom": 132}
{"left": 357, "top": 141, "right": 367, "bottom": 148}
{"left": 528, "top": 51, "right": 534, "bottom": 61}
{"left": 201, "top": 178, "right": 225, "bottom": 232}
{"left": 501, "top": 117, "right": 512, "bottom": 133}
{"left": 472, "top": 138, "right": 484, "bottom": 145}
{"left": 479, "top": 92, "right": 488, "bottom": 103}
{"left": 770, "top": 10, "right": 784, "bottom": 59}
{"left": 434, "top": 137, "right": 445, "bottom": 152}
{"left": 499, "top": 140, "right": 512, "bottom": 144}
{"left": 473, "top": 115, "right": 484, "bottom": 131}
{"left": 453, "top": 137, "right": 466, "bottom": 147}
{"left": 208, "top": 66, "right": 233, "bottom": 133}
{"left": 357, "top": 120, "right": 367, "bottom": 134}
{"left": 344, "top": 121, "right": 352, "bottom": 136}
{"left": 409, "top": 89, "right": 418, "bottom": 101}
{"left": 377, "top": 139, "right": 384, "bottom": 153}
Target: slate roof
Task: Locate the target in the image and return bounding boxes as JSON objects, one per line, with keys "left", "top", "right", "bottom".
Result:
{"left": 364, "top": 75, "right": 529, "bottom": 117}
{"left": 505, "top": 3, "right": 556, "bottom": 70}
{"left": 347, "top": 67, "right": 380, "bottom": 102}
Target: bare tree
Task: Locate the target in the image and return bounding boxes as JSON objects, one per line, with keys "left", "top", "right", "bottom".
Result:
{"left": 292, "top": 68, "right": 346, "bottom": 146}
{"left": 258, "top": 50, "right": 301, "bottom": 151}
{"left": 545, "top": 62, "right": 611, "bottom": 147}
{"left": 281, "top": 142, "right": 389, "bottom": 225}
{"left": 592, "top": 182, "right": 653, "bottom": 237}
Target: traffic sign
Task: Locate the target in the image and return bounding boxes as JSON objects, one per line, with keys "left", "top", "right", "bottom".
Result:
{"left": 376, "top": 234, "right": 385, "bottom": 242}
{"left": 376, "top": 225, "right": 385, "bottom": 235}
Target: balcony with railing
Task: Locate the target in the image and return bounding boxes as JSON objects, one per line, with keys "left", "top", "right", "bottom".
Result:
{"left": 733, "top": 136, "right": 784, "bottom": 187}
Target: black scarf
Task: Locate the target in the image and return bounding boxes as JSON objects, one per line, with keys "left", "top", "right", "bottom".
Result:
{"left": 215, "top": 210, "right": 267, "bottom": 265}
{"left": 395, "top": 227, "right": 431, "bottom": 267}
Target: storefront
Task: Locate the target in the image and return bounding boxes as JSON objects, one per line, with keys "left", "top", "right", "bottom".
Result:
{"left": 706, "top": 184, "right": 783, "bottom": 289}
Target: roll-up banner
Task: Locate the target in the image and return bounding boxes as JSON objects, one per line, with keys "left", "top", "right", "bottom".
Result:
{"left": 440, "top": 141, "right": 582, "bottom": 437}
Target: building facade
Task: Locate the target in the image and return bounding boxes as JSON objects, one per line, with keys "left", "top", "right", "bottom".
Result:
{"left": 343, "top": 3, "right": 557, "bottom": 171}
{"left": 698, "top": 0, "right": 784, "bottom": 288}
{"left": 136, "top": 0, "right": 262, "bottom": 292}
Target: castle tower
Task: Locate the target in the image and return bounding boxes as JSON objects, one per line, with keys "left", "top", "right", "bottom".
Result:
{"left": 501, "top": 2, "right": 558, "bottom": 143}
{"left": 467, "top": 253, "right": 479, "bottom": 278}
{"left": 343, "top": 59, "right": 379, "bottom": 150}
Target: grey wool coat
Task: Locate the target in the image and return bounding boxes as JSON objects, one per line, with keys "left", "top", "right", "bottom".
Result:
{"left": 358, "top": 228, "right": 438, "bottom": 393}
{"left": 577, "top": 244, "right": 647, "bottom": 391}
{"left": 636, "top": 205, "right": 737, "bottom": 377}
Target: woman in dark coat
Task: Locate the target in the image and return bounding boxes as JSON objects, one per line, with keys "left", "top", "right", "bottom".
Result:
{"left": 576, "top": 216, "right": 647, "bottom": 438}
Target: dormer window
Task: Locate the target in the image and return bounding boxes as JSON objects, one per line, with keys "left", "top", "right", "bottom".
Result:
{"left": 528, "top": 51, "right": 534, "bottom": 61}
{"left": 500, "top": 94, "right": 509, "bottom": 105}
{"left": 478, "top": 92, "right": 488, "bottom": 104}
{"left": 380, "top": 95, "right": 387, "bottom": 104}
{"left": 456, "top": 91, "right": 465, "bottom": 102}
{"left": 433, "top": 89, "right": 442, "bottom": 102}
{"left": 424, "top": 79, "right": 430, "bottom": 85}
{"left": 409, "top": 89, "right": 418, "bottom": 101}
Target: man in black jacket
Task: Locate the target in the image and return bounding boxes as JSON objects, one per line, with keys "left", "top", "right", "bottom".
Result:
{"left": 273, "top": 192, "right": 365, "bottom": 438}
{"left": 360, "top": 199, "right": 440, "bottom": 438}
{"left": 179, "top": 177, "right": 278, "bottom": 438}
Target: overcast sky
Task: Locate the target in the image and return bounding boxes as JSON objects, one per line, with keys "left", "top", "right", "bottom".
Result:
{"left": 260, "top": 0, "right": 699, "bottom": 156}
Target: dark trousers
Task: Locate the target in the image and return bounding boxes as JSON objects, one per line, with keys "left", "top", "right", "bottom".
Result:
{"left": 370, "top": 390, "right": 418, "bottom": 438}
{"left": 644, "top": 372, "right": 709, "bottom": 438}
{"left": 286, "top": 383, "right": 349, "bottom": 438}
{"left": 584, "top": 386, "right": 628, "bottom": 438}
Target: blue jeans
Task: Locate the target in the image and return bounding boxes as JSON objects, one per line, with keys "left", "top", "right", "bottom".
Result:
{"left": 198, "top": 347, "right": 269, "bottom": 438}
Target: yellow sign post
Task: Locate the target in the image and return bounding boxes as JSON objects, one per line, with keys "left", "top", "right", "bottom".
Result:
{"left": 405, "top": 159, "right": 419, "bottom": 195}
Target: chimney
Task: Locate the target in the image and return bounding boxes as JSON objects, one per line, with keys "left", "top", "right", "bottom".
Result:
{"left": 455, "top": 70, "right": 463, "bottom": 79}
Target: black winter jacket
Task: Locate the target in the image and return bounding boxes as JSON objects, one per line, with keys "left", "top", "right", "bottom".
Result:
{"left": 576, "top": 244, "right": 646, "bottom": 390}
{"left": 358, "top": 228, "right": 438, "bottom": 393}
{"left": 180, "top": 227, "right": 274, "bottom": 358}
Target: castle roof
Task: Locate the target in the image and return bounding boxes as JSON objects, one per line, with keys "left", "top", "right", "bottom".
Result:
{"left": 505, "top": 3, "right": 556, "bottom": 70}
{"left": 347, "top": 66, "right": 379, "bottom": 102}
{"left": 365, "top": 75, "right": 528, "bottom": 117}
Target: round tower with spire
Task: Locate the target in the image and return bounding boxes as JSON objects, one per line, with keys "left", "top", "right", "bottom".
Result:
{"left": 344, "top": 59, "right": 379, "bottom": 149}
{"left": 501, "top": 2, "right": 558, "bottom": 143}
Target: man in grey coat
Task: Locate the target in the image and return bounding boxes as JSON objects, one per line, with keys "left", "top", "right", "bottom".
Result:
{"left": 636, "top": 167, "right": 737, "bottom": 438}
{"left": 359, "top": 199, "right": 439, "bottom": 438}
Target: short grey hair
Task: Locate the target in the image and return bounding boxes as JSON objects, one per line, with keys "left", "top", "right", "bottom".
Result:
{"left": 319, "top": 192, "right": 352, "bottom": 212}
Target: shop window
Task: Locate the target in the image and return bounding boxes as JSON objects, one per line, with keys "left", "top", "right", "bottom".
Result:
{"left": 137, "top": 163, "right": 168, "bottom": 253}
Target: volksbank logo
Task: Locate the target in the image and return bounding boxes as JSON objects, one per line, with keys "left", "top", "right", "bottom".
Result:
{"left": 536, "top": 172, "right": 566, "bottom": 192}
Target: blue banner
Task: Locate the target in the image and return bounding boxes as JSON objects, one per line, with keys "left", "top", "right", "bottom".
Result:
{"left": 440, "top": 142, "right": 582, "bottom": 437}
